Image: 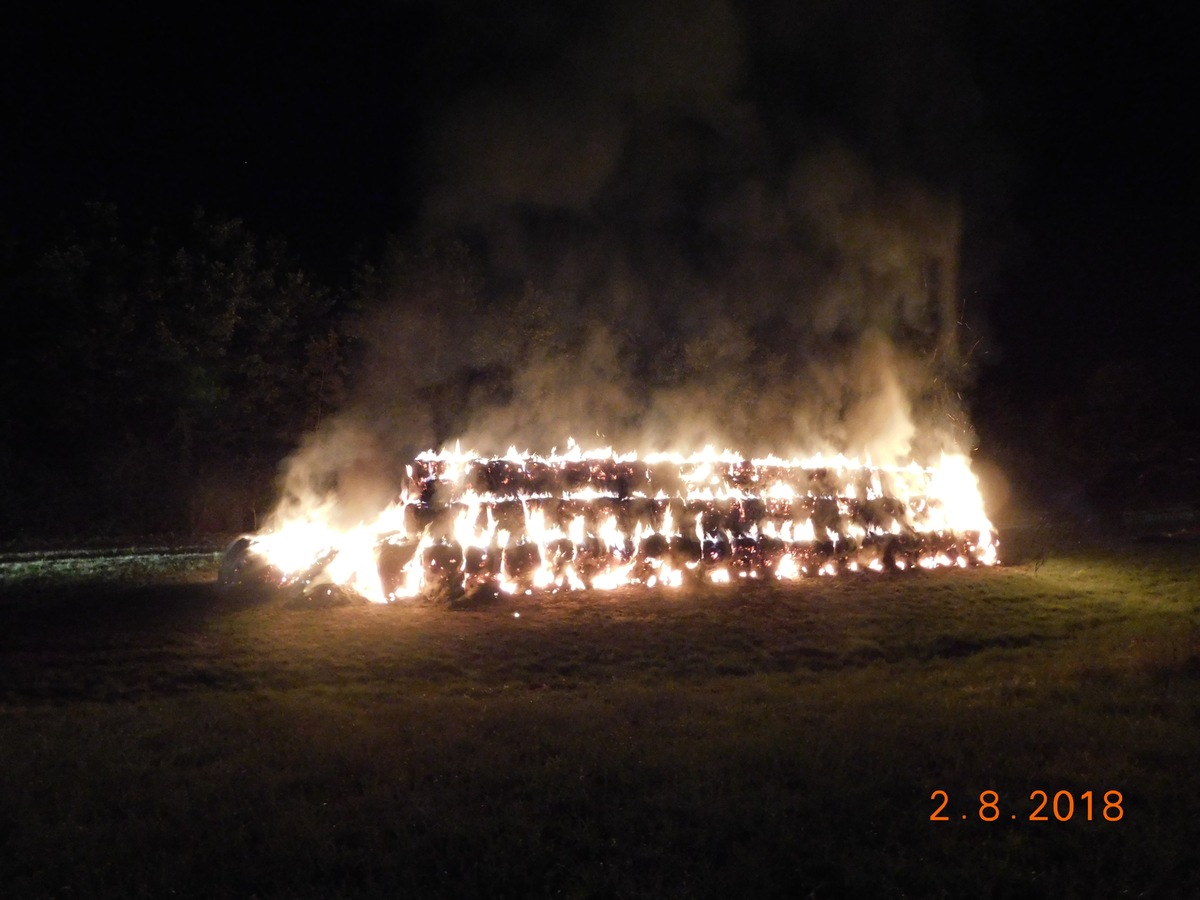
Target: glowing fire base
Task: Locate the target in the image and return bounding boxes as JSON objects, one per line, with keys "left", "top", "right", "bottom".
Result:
{"left": 221, "top": 448, "right": 998, "bottom": 603}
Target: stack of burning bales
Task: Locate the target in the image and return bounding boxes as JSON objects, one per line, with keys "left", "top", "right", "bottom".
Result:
{"left": 220, "top": 450, "right": 997, "bottom": 604}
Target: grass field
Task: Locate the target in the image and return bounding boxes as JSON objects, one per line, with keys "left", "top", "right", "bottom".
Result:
{"left": 1, "top": 532, "right": 1198, "bottom": 899}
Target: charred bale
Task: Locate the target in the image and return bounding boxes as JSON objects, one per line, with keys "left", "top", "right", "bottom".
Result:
{"left": 463, "top": 544, "right": 501, "bottom": 586}
{"left": 290, "top": 580, "right": 368, "bottom": 609}
{"left": 423, "top": 542, "right": 465, "bottom": 594}
{"left": 217, "top": 536, "right": 283, "bottom": 593}
{"left": 502, "top": 541, "right": 541, "bottom": 585}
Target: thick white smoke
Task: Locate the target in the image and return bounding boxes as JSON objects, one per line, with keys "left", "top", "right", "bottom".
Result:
{"left": 270, "top": 0, "right": 987, "bottom": 522}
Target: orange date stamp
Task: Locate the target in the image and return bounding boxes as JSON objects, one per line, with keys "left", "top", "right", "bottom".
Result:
{"left": 931, "top": 789, "right": 1124, "bottom": 822}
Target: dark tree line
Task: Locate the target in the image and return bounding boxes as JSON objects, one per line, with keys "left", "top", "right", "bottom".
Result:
{"left": 1, "top": 201, "right": 1191, "bottom": 542}
{"left": 0, "top": 203, "right": 351, "bottom": 539}
{"left": 972, "top": 354, "right": 1200, "bottom": 528}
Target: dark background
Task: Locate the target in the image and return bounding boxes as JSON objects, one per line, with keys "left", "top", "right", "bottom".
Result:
{"left": 1, "top": 1, "right": 1195, "bottom": 539}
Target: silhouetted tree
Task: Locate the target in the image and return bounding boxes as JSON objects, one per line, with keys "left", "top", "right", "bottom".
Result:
{"left": 0, "top": 204, "right": 349, "bottom": 538}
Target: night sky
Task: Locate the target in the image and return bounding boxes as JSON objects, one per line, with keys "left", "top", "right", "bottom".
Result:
{"left": 4, "top": 3, "right": 1193, "bottom": 353}
{"left": 2, "top": 1, "right": 1196, "bottom": 518}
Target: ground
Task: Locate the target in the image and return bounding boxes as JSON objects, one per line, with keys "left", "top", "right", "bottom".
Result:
{"left": 1, "top": 532, "right": 1197, "bottom": 898}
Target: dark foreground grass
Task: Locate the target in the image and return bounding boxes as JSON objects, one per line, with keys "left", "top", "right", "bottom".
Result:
{"left": 1, "top": 535, "right": 1198, "bottom": 899}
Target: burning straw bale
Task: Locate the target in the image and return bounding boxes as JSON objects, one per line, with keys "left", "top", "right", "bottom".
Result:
{"left": 221, "top": 446, "right": 997, "bottom": 604}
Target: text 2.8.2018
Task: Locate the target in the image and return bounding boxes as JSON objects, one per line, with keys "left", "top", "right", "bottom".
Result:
{"left": 930, "top": 789, "right": 1124, "bottom": 822}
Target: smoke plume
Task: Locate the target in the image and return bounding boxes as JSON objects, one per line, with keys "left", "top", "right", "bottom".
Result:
{"left": 271, "top": 0, "right": 991, "bottom": 523}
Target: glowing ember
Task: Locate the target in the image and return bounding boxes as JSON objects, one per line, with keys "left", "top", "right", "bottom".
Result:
{"left": 221, "top": 442, "right": 997, "bottom": 602}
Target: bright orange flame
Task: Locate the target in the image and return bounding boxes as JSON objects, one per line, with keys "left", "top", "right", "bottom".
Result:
{"left": 241, "top": 443, "right": 998, "bottom": 602}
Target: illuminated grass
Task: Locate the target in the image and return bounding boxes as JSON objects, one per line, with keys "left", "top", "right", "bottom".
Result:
{"left": 0, "top": 536, "right": 1197, "bottom": 898}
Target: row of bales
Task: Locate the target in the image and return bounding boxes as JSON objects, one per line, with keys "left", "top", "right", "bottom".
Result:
{"left": 220, "top": 455, "right": 988, "bottom": 604}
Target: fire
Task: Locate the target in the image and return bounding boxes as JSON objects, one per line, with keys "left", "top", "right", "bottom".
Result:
{"left": 223, "top": 441, "right": 998, "bottom": 602}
